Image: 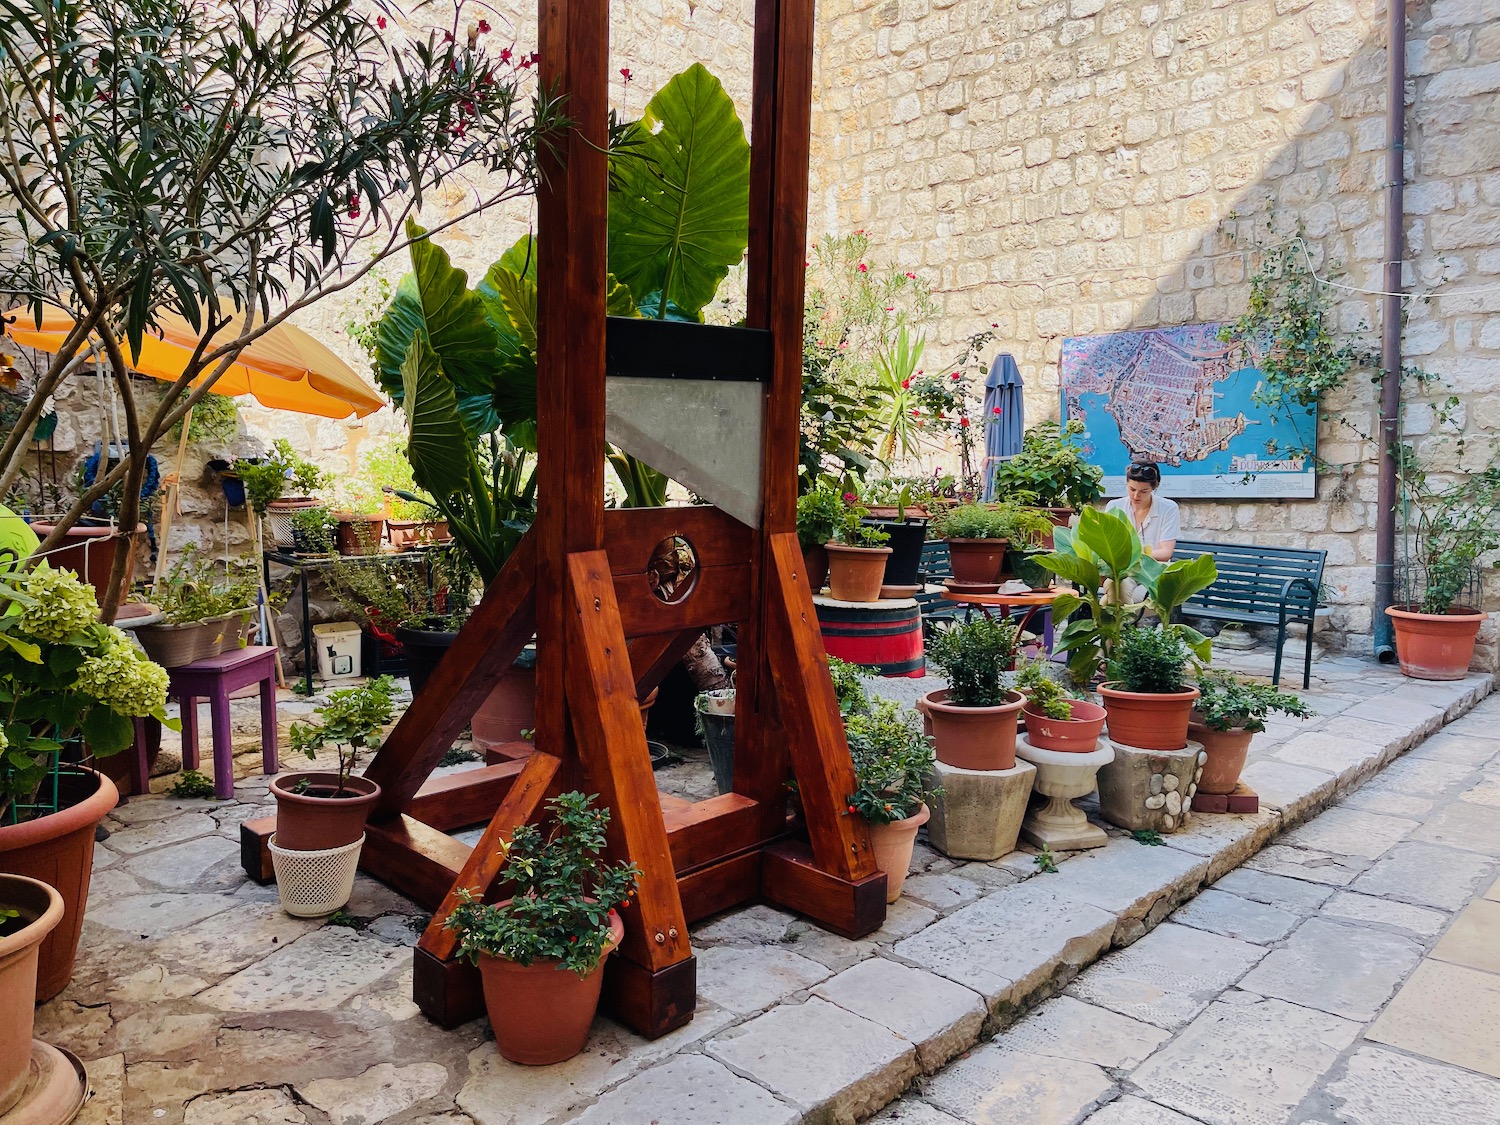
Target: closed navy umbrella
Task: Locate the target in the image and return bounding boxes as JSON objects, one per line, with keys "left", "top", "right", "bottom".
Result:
{"left": 981, "top": 353, "right": 1025, "bottom": 500}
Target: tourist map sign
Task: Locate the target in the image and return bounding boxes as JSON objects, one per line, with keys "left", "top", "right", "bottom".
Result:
{"left": 1059, "top": 323, "right": 1316, "bottom": 499}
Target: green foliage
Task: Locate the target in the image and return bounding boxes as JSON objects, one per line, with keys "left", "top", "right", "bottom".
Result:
{"left": 1107, "top": 627, "right": 1190, "bottom": 694}
{"left": 1033, "top": 845, "right": 1059, "bottom": 874}
{"left": 1395, "top": 442, "right": 1500, "bottom": 614}
{"left": 360, "top": 435, "right": 434, "bottom": 523}
{"left": 926, "top": 617, "right": 1020, "bottom": 707}
{"left": 827, "top": 656, "right": 871, "bottom": 717}
{"left": 1195, "top": 671, "right": 1312, "bottom": 732}
{"left": 325, "top": 553, "right": 451, "bottom": 632}
{"left": 168, "top": 394, "right": 240, "bottom": 448}
{"left": 1132, "top": 829, "right": 1165, "bottom": 846}
{"left": 288, "top": 676, "right": 397, "bottom": 793}
{"left": 834, "top": 494, "right": 890, "bottom": 548}
{"left": 167, "top": 769, "right": 217, "bottom": 799}
{"left": 871, "top": 326, "right": 927, "bottom": 464}
{"left": 607, "top": 64, "right": 751, "bottom": 321}
{"left": 1016, "top": 659, "right": 1080, "bottom": 720}
{"left": 991, "top": 421, "right": 1105, "bottom": 510}
{"left": 931, "top": 502, "right": 1050, "bottom": 544}
{"left": 153, "top": 546, "right": 258, "bottom": 626}
{"left": 289, "top": 506, "right": 336, "bottom": 554}
{"left": 444, "top": 792, "right": 640, "bottom": 976}
{"left": 843, "top": 700, "right": 937, "bottom": 825}
{"left": 0, "top": 565, "right": 172, "bottom": 822}
{"left": 797, "top": 488, "right": 845, "bottom": 549}
{"left": 607, "top": 451, "right": 669, "bottom": 508}
{"left": 235, "top": 440, "right": 328, "bottom": 513}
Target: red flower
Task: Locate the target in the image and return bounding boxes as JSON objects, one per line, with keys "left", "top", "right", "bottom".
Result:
{"left": 911, "top": 408, "right": 921, "bottom": 417}
{"left": 846, "top": 804, "right": 856, "bottom": 814}
{"left": 478, "top": 19, "right": 491, "bottom": 33}
{"left": 960, "top": 417, "right": 971, "bottom": 428}
{"left": 856, "top": 263, "right": 867, "bottom": 273}
{"left": 905, "top": 271, "right": 916, "bottom": 279}
{"left": 376, "top": 15, "right": 386, "bottom": 29}
{"left": 842, "top": 492, "right": 857, "bottom": 504}
{"left": 951, "top": 372, "right": 961, "bottom": 380}
{"left": 500, "top": 46, "right": 512, "bottom": 62}
{"left": 444, "top": 30, "right": 454, "bottom": 43}
{"left": 901, "top": 377, "right": 911, "bottom": 389}
{"left": 992, "top": 406, "right": 1003, "bottom": 415}
{"left": 620, "top": 67, "right": 632, "bottom": 83}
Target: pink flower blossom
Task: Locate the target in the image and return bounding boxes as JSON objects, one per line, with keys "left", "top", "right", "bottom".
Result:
{"left": 620, "top": 67, "right": 632, "bottom": 83}
{"left": 376, "top": 15, "right": 386, "bottom": 29}
{"left": 856, "top": 263, "right": 867, "bottom": 273}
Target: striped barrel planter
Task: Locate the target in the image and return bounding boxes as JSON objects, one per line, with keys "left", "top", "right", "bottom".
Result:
{"left": 815, "top": 598, "right": 925, "bottom": 678}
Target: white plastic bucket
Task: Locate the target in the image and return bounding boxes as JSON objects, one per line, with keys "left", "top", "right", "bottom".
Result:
{"left": 269, "top": 834, "right": 365, "bottom": 917}
{"left": 313, "top": 622, "right": 363, "bottom": 681}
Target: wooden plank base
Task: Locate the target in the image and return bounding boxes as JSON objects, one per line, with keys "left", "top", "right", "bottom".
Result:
{"left": 413, "top": 944, "right": 484, "bottom": 1029}
{"left": 600, "top": 951, "right": 698, "bottom": 1040}
{"left": 240, "top": 814, "right": 277, "bottom": 883}
{"left": 1191, "top": 783, "right": 1260, "bottom": 814}
{"left": 761, "top": 839, "right": 886, "bottom": 939}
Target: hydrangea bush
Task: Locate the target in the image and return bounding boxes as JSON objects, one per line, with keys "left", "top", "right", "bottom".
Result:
{"left": 0, "top": 565, "right": 172, "bottom": 821}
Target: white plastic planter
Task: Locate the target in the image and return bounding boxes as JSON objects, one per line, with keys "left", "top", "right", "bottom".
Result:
{"left": 269, "top": 834, "right": 364, "bottom": 917}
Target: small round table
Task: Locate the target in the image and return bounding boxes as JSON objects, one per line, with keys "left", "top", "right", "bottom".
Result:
{"left": 940, "top": 586, "right": 1065, "bottom": 650}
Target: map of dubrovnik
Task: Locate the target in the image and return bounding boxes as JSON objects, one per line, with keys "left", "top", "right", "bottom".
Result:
{"left": 1060, "top": 324, "right": 1316, "bottom": 499}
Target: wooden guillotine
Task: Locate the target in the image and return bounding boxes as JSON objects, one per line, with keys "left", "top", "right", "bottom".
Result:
{"left": 242, "top": 0, "right": 887, "bottom": 1038}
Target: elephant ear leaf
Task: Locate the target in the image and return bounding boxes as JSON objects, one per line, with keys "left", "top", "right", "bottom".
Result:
{"left": 486, "top": 268, "right": 538, "bottom": 353}
{"left": 607, "top": 63, "right": 750, "bottom": 321}
{"left": 499, "top": 234, "right": 538, "bottom": 282}
{"left": 402, "top": 336, "right": 474, "bottom": 500}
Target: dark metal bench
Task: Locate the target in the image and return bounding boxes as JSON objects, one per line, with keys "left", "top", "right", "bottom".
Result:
{"left": 915, "top": 540, "right": 960, "bottom": 635}
{"left": 1171, "top": 539, "right": 1327, "bottom": 689}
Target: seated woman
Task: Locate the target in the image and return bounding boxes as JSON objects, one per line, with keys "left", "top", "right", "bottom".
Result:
{"left": 1104, "top": 461, "right": 1179, "bottom": 604}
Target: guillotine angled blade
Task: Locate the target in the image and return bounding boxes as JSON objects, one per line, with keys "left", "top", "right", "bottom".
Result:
{"left": 604, "top": 376, "right": 764, "bottom": 527}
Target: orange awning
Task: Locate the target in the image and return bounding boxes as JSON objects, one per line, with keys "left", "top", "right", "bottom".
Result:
{"left": 4, "top": 305, "right": 387, "bottom": 420}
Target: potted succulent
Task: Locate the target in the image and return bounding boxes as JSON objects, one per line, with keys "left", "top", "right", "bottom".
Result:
{"left": 824, "top": 494, "right": 892, "bottom": 602}
{"left": 1386, "top": 447, "right": 1500, "bottom": 680}
{"left": 135, "top": 546, "right": 260, "bottom": 668}
{"left": 1189, "top": 672, "right": 1311, "bottom": 794}
{"left": 930, "top": 502, "right": 1050, "bottom": 592}
{"left": 1099, "top": 626, "right": 1200, "bottom": 751}
{"left": 237, "top": 439, "right": 329, "bottom": 548}
{"left": 844, "top": 699, "right": 938, "bottom": 903}
{"left": 991, "top": 420, "right": 1105, "bottom": 543}
{"left": 0, "top": 875, "right": 64, "bottom": 1113}
{"left": 694, "top": 688, "right": 737, "bottom": 795}
{"left": 0, "top": 564, "right": 171, "bottom": 1000}
{"left": 796, "top": 486, "right": 844, "bottom": 593}
{"left": 1016, "top": 659, "right": 1107, "bottom": 752}
{"left": 920, "top": 615, "right": 1026, "bottom": 770}
{"left": 444, "top": 792, "right": 639, "bottom": 1066}
{"left": 272, "top": 675, "right": 396, "bottom": 853}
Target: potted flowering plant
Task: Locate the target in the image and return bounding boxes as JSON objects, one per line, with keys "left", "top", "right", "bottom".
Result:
{"left": 796, "top": 486, "right": 844, "bottom": 593}
{"left": 920, "top": 615, "right": 1026, "bottom": 770}
{"left": 136, "top": 546, "right": 260, "bottom": 667}
{"left": 237, "top": 439, "right": 328, "bottom": 548}
{"left": 991, "top": 420, "right": 1105, "bottom": 540}
{"left": 824, "top": 494, "right": 891, "bottom": 602}
{"left": 844, "top": 699, "right": 938, "bottom": 903}
{"left": 1189, "top": 672, "right": 1311, "bottom": 794}
{"left": 445, "top": 792, "right": 639, "bottom": 1065}
{"left": 321, "top": 479, "right": 389, "bottom": 556}
{"left": 0, "top": 565, "right": 172, "bottom": 1000}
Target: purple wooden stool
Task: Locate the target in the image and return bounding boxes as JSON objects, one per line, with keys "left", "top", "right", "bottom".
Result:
{"left": 131, "top": 646, "right": 279, "bottom": 799}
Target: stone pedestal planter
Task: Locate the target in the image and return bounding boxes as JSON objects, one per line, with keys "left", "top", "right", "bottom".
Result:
{"left": 926, "top": 758, "right": 1036, "bottom": 861}
{"left": 1096, "top": 739, "right": 1206, "bottom": 834}
{"left": 1014, "top": 735, "right": 1113, "bottom": 851}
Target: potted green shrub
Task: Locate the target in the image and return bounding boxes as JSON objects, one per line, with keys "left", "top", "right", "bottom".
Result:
{"left": 1016, "top": 659, "right": 1107, "bottom": 753}
{"left": 824, "top": 494, "right": 891, "bottom": 602}
{"left": 0, "top": 874, "right": 65, "bottom": 1113}
{"left": 797, "top": 487, "right": 844, "bottom": 593}
{"left": 238, "top": 439, "right": 329, "bottom": 548}
{"left": 1385, "top": 446, "right": 1500, "bottom": 680}
{"left": 694, "top": 688, "right": 737, "bottom": 795}
{"left": 136, "top": 546, "right": 260, "bottom": 668}
{"left": 273, "top": 676, "right": 395, "bottom": 853}
{"left": 991, "top": 420, "right": 1104, "bottom": 542}
{"left": 445, "top": 792, "right": 639, "bottom": 1066}
{"left": 930, "top": 502, "right": 1049, "bottom": 591}
{"left": 0, "top": 565, "right": 172, "bottom": 1000}
{"left": 322, "top": 479, "right": 390, "bottom": 556}
{"left": 859, "top": 483, "right": 929, "bottom": 589}
{"left": 844, "top": 699, "right": 938, "bottom": 903}
{"left": 1189, "top": 672, "right": 1311, "bottom": 794}
{"left": 1099, "top": 626, "right": 1199, "bottom": 751}
{"left": 920, "top": 615, "right": 1026, "bottom": 770}
{"left": 289, "top": 505, "right": 336, "bottom": 555}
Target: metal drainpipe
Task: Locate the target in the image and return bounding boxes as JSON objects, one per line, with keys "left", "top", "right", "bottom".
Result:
{"left": 1373, "top": 0, "right": 1407, "bottom": 663}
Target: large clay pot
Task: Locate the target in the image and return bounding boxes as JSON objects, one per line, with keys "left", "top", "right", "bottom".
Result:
{"left": 28, "top": 523, "right": 144, "bottom": 600}
{"left": 868, "top": 803, "right": 930, "bottom": 903}
{"left": 921, "top": 689, "right": 1025, "bottom": 771}
{"left": 334, "top": 514, "right": 388, "bottom": 556}
{"left": 1099, "top": 683, "right": 1200, "bottom": 751}
{"left": 1386, "top": 605, "right": 1485, "bottom": 681}
{"left": 801, "top": 543, "right": 830, "bottom": 593}
{"left": 386, "top": 519, "right": 451, "bottom": 550}
{"left": 479, "top": 909, "right": 624, "bottom": 1065}
{"left": 0, "top": 769, "right": 117, "bottom": 1002}
{"left": 472, "top": 653, "right": 537, "bottom": 750}
{"left": 1189, "top": 720, "right": 1255, "bottom": 795}
{"left": 945, "top": 538, "right": 1009, "bottom": 588}
{"left": 1021, "top": 699, "right": 1107, "bottom": 753}
{"left": 825, "top": 544, "right": 893, "bottom": 603}
{"left": 0, "top": 875, "right": 64, "bottom": 1115}
{"left": 270, "top": 773, "right": 381, "bottom": 851}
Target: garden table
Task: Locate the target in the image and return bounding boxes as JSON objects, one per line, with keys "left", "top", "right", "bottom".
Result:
{"left": 939, "top": 586, "right": 1064, "bottom": 651}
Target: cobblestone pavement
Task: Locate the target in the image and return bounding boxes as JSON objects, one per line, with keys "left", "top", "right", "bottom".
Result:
{"left": 877, "top": 694, "right": 1500, "bottom": 1125}
{"left": 34, "top": 652, "right": 1494, "bottom": 1124}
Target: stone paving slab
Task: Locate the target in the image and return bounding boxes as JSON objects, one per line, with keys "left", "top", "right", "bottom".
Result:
{"left": 1238, "top": 917, "right": 1424, "bottom": 1021}
{"left": 921, "top": 1045, "right": 1115, "bottom": 1125}
{"left": 1317, "top": 1046, "right": 1500, "bottom": 1125}
{"left": 811, "top": 957, "right": 986, "bottom": 1073}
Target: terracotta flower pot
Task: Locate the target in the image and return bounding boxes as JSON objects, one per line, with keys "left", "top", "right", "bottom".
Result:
{"left": 920, "top": 689, "right": 1025, "bottom": 771}
{"left": 386, "top": 519, "right": 451, "bottom": 550}
{"left": 868, "top": 803, "right": 930, "bottom": 903}
{"left": 801, "top": 542, "right": 830, "bottom": 593}
{"left": 945, "top": 538, "right": 1009, "bottom": 588}
{"left": 0, "top": 769, "right": 117, "bottom": 1002}
{"left": 0, "top": 875, "right": 64, "bottom": 1116}
{"left": 27, "top": 523, "right": 145, "bottom": 601}
{"left": 1020, "top": 699, "right": 1107, "bottom": 753}
{"left": 1386, "top": 605, "right": 1486, "bottom": 681}
{"left": 472, "top": 655, "right": 537, "bottom": 750}
{"left": 270, "top": 773, "right": 381, "bottom": 851}
{"left": 334, "top": 514, "right": 388, "bottom": 556}
{"left": 1188, "top": 720, "right": 1255, "bottom": 795}
{"left": 479, "top": 909, "right": 624, "bottom": 1065}
{"left": 1099, "top": 682, "right": 1200, "bottom": 751}
{"left": 825, "top": 544, "right": 893, "bottom": 603}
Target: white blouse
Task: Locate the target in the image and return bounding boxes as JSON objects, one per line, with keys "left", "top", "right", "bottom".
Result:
{"left": 1104, "top": 493, "right": 1181, "bottom": 550}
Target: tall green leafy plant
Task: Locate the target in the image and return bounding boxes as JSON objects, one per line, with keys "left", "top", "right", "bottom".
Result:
{"left": 872, "top": 327, "right": 926, "bottom": 464}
